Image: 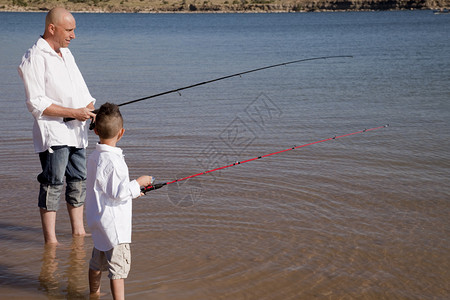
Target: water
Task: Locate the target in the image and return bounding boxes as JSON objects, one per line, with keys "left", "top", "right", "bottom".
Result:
{"left": 1, "top": 11, "right": 449, "bottom": 299}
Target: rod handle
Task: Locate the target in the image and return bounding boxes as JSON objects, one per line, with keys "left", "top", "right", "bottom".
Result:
{"left": 63, "top": 109, "right": 98, "bottom": 130}
{"left": 141, "top": 183, "right": 167, "bottom": 194}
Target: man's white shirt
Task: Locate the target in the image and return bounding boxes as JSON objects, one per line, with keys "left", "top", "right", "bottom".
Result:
{"left": 18, "top": 37, "right": 95, "bottom": 153}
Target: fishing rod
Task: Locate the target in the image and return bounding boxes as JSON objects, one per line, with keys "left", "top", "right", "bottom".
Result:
{"left": 141, "top": 124, "right": 388, "bottom": 194}
{"left": 63, "top": 55, "right": 352, "bottom": 124}
{"left": 117, "top": 55, "right": 352, "bottom": 107}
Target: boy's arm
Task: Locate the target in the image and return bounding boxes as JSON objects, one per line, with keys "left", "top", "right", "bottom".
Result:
{"left": 43, "top": 103, "right": 95, "bottom": 121}
{"left": 102, "top": 165, "right": 145, "bottom": 201}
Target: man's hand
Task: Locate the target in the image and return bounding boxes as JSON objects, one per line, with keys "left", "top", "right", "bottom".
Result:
{"left": 73, "top": 107, "right": 96, "bottom": 121}
{"left": 86, "top": 101, "right": 95, "bottom": 111}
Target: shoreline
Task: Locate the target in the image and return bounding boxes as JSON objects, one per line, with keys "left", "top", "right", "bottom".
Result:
{"left": 0, "top": 8, "right": 445, "bottom": 13}
{"left": 1, "top": 0, "right": 448, "bottom": 14}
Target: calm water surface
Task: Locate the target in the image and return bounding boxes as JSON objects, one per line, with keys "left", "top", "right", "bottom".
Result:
{"left": 0, "top": 11, "right": 449, "bottom": 299}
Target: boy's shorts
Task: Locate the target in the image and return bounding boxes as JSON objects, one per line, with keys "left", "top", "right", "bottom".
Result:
{"left": 89, "top": 244, "right": 131, "bottom": 280}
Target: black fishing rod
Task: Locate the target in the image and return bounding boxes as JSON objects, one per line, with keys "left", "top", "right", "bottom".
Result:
{"left": 141, "top": 125, "right": 388, "bottom": 194}
{"left": 117, "top": 55, "right": 352, "bottom": 107}
{"left": 64, "top": 55, "right": 352, "bottom": 124}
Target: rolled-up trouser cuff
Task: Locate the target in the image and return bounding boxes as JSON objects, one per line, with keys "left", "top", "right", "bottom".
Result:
{"left": 39, "top": 183, "right": 64, "bottom": 211}
{"left": 66, "top": 180, "right": 86, "bottom": 207}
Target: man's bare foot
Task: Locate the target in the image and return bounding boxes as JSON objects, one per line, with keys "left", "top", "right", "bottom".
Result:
{"left": 72, "top": 232, "right": 91, "bottom": 237}
{"left": 44, "top": 239, "right": 59, "bottom": 246}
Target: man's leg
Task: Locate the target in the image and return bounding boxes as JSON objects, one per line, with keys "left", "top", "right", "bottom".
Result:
{"left": 38, "top": 146, "right": 68, "bottom": 244}
{"left": 66, "top": 202, "right": 86, "bottom": 237}
{"left": 38, "top": 183, "right": 64, "bottom": 244}
{"left": 40, "top": 208, "right": 58, "bottom": 244}
{"left": 66, "top": 148, "right": 87, "bottom": 237}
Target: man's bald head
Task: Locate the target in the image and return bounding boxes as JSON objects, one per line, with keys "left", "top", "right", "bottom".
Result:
{"left": 45, "top": 7, "right": 74, "bottom": 29}
{"left": 43, "top": 7, "right": 76, "bottom": 53}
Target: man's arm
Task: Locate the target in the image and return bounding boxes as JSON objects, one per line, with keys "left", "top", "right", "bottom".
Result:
{"left": 43, "top": 101, "right": 96, "bottom": 121}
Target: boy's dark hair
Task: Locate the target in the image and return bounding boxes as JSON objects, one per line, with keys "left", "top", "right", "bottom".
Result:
{"left": 95, "top": 102, "right": 123, "bottom": 139}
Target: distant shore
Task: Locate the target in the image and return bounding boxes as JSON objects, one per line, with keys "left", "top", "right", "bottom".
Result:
{"left": 1, "top": 0, "right": 448, "bottom": 13}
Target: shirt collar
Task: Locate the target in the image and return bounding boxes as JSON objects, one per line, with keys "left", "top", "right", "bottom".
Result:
{"left": 37, "top": 36, "right": 70, "bottom": 57}
{"left": 96, "top": 143, "right": 123, "bottom": 156}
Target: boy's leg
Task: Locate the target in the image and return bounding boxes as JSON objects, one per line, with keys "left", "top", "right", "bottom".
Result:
{"left": 89, "top": 248, "right": 106, "bottom": 296}
{"left": 106, "top": 244, "right": 131, "bottom": 300}
{"left": 89, "top": 268, "right": 102, "bottom": 295}
{"left": 110, "top": 279, "right": 125, "bottom": 300}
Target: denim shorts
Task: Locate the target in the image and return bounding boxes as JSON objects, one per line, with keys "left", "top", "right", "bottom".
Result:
{"left": 89, "top": 244, "right": 131, "bottom": 280}
{"left": 37, "top": 146, "right": 87, "bottom": 211}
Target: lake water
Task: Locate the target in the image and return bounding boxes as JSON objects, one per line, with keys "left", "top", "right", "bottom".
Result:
{"left": 0, "top": 10, "right": 449, "bottom": 299}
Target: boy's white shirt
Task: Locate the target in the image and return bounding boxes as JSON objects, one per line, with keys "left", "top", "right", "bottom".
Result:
{"left": 86, "top": 143, "right": 141, "bottom": 251}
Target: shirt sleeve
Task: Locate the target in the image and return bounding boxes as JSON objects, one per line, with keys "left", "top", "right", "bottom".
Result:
{"left": 100, "top": 161, "right": 141, "bottom": 202}
{"left": 18, "top": 53, "right": 53, "bottom": 119}
{"left": 128, "top": 180, "right": 141, "bottom": 199}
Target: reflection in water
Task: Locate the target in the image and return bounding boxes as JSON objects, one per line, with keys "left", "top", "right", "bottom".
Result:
{"left": 67, "top": 237, "right": 88, "bottom": 298}
{"left": 39, "top": 237, "right": 89, "bottom": 299}
{"left": 39, "top": 243, "right": 60, "bottom": 297}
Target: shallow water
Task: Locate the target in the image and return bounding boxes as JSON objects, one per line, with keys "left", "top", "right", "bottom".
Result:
{"left": 0, "top": 10, "right": 449, "bottom": 299}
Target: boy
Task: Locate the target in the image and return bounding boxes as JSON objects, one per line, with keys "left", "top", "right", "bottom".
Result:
{"left": 85, "top": 102, "right": 152, "bottom": 299}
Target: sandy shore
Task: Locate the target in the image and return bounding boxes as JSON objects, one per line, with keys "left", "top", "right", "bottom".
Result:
{"left": 1, "top": 0, "right": 448, "bottom": 13}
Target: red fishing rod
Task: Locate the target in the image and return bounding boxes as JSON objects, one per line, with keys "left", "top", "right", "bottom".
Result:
{"left": 141, "top": 125, "right": 389, "bottom": 194}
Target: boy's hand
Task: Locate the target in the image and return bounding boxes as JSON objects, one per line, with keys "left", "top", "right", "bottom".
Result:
{"left": 137, "top": 176, "right": 153, "bottom": 188}
{"left": 137, "top": 176, "right": 154, "bottom": 197}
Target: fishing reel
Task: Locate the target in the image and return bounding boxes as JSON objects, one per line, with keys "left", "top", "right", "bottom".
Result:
{"left": 141, "top": 177, "right": 166, "bottom": 194}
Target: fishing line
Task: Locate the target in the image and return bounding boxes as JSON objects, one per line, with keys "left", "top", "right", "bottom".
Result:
{"left": 63, "top": 55, "right": 352, "bottom": 124}
{"left": 141, "top": 124, "right": 388, "bottom": 194}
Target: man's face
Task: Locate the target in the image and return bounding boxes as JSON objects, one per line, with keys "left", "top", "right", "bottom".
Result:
{"left": 52, "top": 14, "right": 76, "bottom": 49}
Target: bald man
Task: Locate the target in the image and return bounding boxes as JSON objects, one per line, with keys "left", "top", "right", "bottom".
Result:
{"left": 18, "top": 7, "right": 96, "bottom": 244}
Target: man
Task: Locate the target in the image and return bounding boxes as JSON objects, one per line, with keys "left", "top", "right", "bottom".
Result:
{"left": 18, "top": 7, "right": 96, "bottom": 244}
